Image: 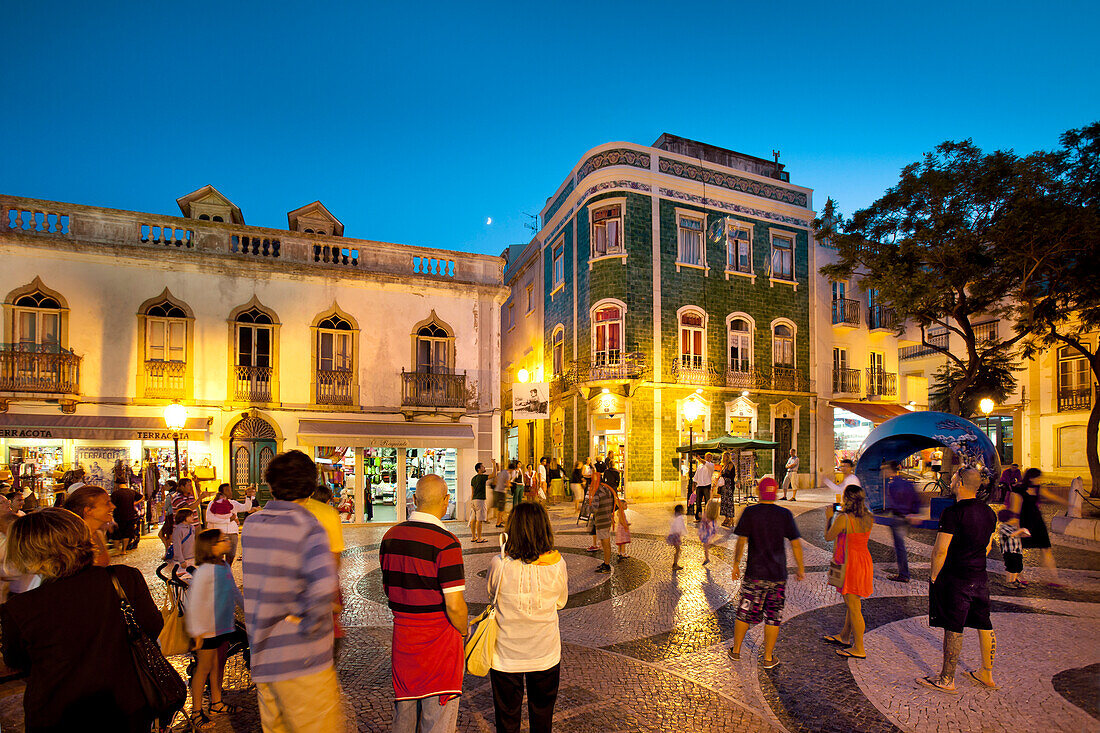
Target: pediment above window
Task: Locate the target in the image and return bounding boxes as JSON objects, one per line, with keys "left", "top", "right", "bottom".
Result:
{"left": 176, "top": 185, "right": 245, "bottom": 224}
{"left": 287, "top": 201, "right": 344, "bottom": 236}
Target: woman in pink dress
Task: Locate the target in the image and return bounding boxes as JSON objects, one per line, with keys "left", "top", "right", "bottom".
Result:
{"left": 823, "top": 484, "right": 874, "bottom": 659}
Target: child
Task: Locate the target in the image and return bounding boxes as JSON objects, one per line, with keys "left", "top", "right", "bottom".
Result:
{"left": 185, "top": 529, "right": 246, "bottom": 730}
{"left": 667, "top": 504, "right": 687, "bottom": 570}
{"left": 698, "top": 498, "right": 721, "bottom": 565}
{"left": 169, "top": 507, "right": 198, "bottom": 574}
{"left": 615, "top": 498, "right": 632, "bottom": 559}
{"left": 996, "top": 508, "right": 1030, "bottom": 587}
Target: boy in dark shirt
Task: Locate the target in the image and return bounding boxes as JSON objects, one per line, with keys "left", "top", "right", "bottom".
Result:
{"left": 920, "top": 467, "right": 998, "bottom": 693}
{"left": 727, "top": 477, "right": 805, "bottom": 669}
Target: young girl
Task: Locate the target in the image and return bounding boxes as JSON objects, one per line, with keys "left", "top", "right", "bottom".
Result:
{"left": 615, "top": 498, "right": 632, "bottom": 559}
{"left": 667, "top": 504, "right": 687, "bottom": 570}
{"left": 170, "top": 508, "right": 198, "bottom": 574}
{"left": 996, "top": 508, "right": 1030, "bottom": 587}
{"left": 185, "top": 529, "right": 245, "bottom": 730}
{"left": 698, "top": 498, "right": 721, "bottom": 565}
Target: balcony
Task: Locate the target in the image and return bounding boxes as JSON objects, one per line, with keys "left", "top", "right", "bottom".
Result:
{"left": 831, "top": 298, "right": 860, "bottom": 329}
{"left": 866, "top": 369, "right": 898, "bottom": 397}
{"left": 868, "top": 305, "right": 895, "bottom": 332}
{"left": 973, "top": 320, "right": 998, "bottom": 343}
{"left": 725, "top": 360, "right": 755, "bottom": 390}
{"left": 833, "top": 367, "right": 861, "bottom": 394}
{"left": 771, "top": 365, "right": 808, "bottom": 392}
{"left": 144, "top": 360, "right": 185, "bottom": 399}
{"left": 900, "top": 333, "right": 949, "bottom": 360}
{"left": 235, "top": 365, "right": 272, "bottom": 402}
{"left": 401, "top": 370, "right": 468, "bottom": 410}
{"left": 316, "top": 369, "right": 355, "bottom": 406}
{"left": 0, "top": 344, "right": 80, "bottom": 395}
{"left": 1058, "top": 386, "right": 1094, "bottom": 412}
{"left": 672, "top": 357, "right": 714, "bottom": 386}
{"left": 567, "top": 352, "right": 647, "bottom": 387}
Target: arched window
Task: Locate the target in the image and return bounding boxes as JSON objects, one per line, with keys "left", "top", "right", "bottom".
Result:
{"left": 212, "top": 215, "right": 224, "bottom": 222}
{"left": 138, "top": 291, "right": 192, "bottom": 399}
{"left": 416, "top": 322, "right": 451, "bottom": 374}
{"left": 593, "top": 304, "right": 623, "bottom": 366}
{"left": 235, "top": 307, "right": 275, "bottom": 402}
{"left": 198, "top": 214, "right": 210, "bottom": 221}
{"left": 772, "top": 323, "right": 794, "bottom": 367}
{"left": 729, "top": 318, "right": 752, "bottom": 373}
{"left": 679, "top": 309, "right": 705, "bottom": 370}
{"left": 552, "top": 326, "right": 565, "bottom": 376}
{"left": 317, "top": 314, "right": 353, "bottom": 373}
{"left": 145, "top": 300, "right": 188, "bottom": 362}
{"left": 13, "top": 291, "right": 62, "bottom": 349}
{"left": 312, "top": 309, "right": 358, "bottom": 406}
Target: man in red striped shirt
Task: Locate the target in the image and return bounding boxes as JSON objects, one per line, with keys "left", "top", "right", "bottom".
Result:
{"left": 380, "top": 474, "right": 468, "bottom": 732}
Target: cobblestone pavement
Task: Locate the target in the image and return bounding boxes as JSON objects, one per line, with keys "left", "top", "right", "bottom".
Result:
{"left": 2, "top": 496, "right": 1098, "bottom": 732}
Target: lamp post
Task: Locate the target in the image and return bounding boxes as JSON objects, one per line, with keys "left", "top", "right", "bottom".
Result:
{"left": 979, "top": 397, "right": 995, "bottom": 461}
{"left": 682, "top": 397, "right": 704, "bottom": 503}
{"left": 163, "top": 402, "right": 188, "bottom": 481}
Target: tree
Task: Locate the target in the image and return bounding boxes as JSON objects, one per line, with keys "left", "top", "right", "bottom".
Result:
{"left": 928, "top": 349, "right": 1020, "bottom": 419}
{"left": 1007, "top": 123, "right": 1100, "bottom": 495}
{"left": 815, "top": 141, "right": 1033, "bottom": 417}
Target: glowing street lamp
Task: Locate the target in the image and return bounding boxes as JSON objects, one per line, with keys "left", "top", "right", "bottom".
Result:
{"left": 517, "top": 368, "right": 530, "bottom": 383}
{"left": 979, "top": 398, "right": 995, "bottom": 460}
{"left": 163, "top": 401, "right": 189, "bottom": 480}
{"left": 683, "top": 398, "right": 705, "bottom": 507}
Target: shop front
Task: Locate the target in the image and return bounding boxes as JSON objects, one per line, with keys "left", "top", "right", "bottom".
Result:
{"left": 829, "top": 401, "right": 912, "bottom": 467}
{"left": 297, "top": 419, "right": 475, "bottom": 525}
{"left": 589, "top": 390, "right": 627, "bottom": 483}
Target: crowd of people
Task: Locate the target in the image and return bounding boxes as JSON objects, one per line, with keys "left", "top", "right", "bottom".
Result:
{"left": 0, "top": 444, "right": 1076, "bottom": 731}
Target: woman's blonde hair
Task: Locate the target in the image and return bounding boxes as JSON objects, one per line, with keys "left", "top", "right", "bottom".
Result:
{"left": 842, "top": 485, "right": 870, "bottom": 521}
{"left": 7, "top": 508, "right": 94, "bottom": 580}
{"left": 704, "top": 498, "right": 721, "bottom": 521}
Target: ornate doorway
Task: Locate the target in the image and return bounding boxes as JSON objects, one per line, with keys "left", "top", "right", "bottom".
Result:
{"left": 229, "top": 416, "right": 277, "bottom": 502}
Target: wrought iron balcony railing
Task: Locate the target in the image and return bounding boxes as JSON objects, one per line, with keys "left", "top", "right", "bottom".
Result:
{"left": 316, "top": 368, "right": 355, "bottom": 405}
{"left": 868, "top": 305, "right": 896, "bottom": 331}
{"left": 672, "top": 356, "right": 714, "bottom": 386}
{"left": 1058, "top": 386, "right": 1094, "bottom": 412}
{"left": 725, "top": 360, "right": 755, "bottom": 390}
{"left": 144, "top": 359, "right": 186, "bottom": 399}
{"left": 900, "top": 332, "right": 949, "bottom": 359}
{"left": 0, "top": 343, "right": 81, "bottom": 394}
{"left": 866, "top": 369, "right": 898, "bottom": 397}
{"left": 832, "top": 298, "right": 860, "bottom": 326}
{"left": 833, "top": 367, "right": 861, "bottom": 394}
{"left": 402, "top": 370, "right": 468, "bottom": 409}
{"left": 564, "top": 352, "right": 647, "bottom": 387}
{"left": 771, "top": 365, "right": 807, "bottom": 392}
{"left": 235, "top": 364, "right": 273, "bottom": 402}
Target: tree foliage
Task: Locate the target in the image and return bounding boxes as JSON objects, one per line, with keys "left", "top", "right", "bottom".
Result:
{"left": 928, "top": 349, "right": 1020, "bottom": 419}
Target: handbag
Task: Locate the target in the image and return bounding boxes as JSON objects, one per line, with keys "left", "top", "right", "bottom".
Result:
{"left": 827, "top": 515, "right": 848, "bottom": 589}
{"left": 107, "top": 569, "right": 188, "bottom": 718}
{"left": 464, "top": 535, "right": 505, "bottom": 676}
{"left": 157, "top": 583, "right": 192, "bottom": 657}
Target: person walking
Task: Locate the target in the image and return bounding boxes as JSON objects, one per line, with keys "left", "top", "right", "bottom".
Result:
{"left": 692, "top": 454, "right": 716, "bottom": 521}
{"left": 824, "top": 458, "right": 861, "bottom": 495}
{"left": 537, "top": 457, "right": 549, "bottom": 501}
{"left": 513, "top": 463, "right": 528, "bottom": 512}
{"left": 204, "top": 483, "right": 255, "bottom": 563}
{"left": 470, "top": 463, "right": 490, "bottom": 543}
{"left": 185, "top": 529, "right": 246, "bottom": 730}
{"left": 546, "top": 458, "right": 563, "bottom": 504}
{"left": 63, "top": 485, "right": 114, "bottom": 567}
{"left": 241, "top": 450, "right": 342, "bottom": 732}
{"left": 727, "top": 478, "right": 805, "bottom": 667}
{"left": 718, "top": 451, "right": 737, "bottom": 528}
{"left": 667, "top": 504, "right": 687, "bottom": 570}
{"left": 110, "top": 479, "right": 140, "bottom": 552}
{"left": 997, "top": 463, "right": 1022, "bottom": 504}
{"left": 602, "top": 454, "right": 621, "bottom": 498}
{"left": 1007, "top": 467, "right": 1064, "bottom": 584}
{"left": 1, "top": 509, "right": 164, "bottom": 733}
{"left": 380, "top": 475, "right": 467, "bottom": 732}
{"left": 590, "top": 473, "right": 616, "bottom": 574}
{"left": 493, "top": 460, "right": 513, "bottom": 528}
{"left": 698, "top": 499, "right": 720, "bottom": 566}
{"left": 489, "top": 502, "right": 568, "bottom": 733}
{"left": 569, "top": 461, "right": 585, "bottom": 516}
{"left": 823, "top": 484, "right": 874, "bottom": 660}
{"left": 919, "top": 467, "right": 999, "bottom": 693}
{"left": 780, "top": 448, "right": 799, "bottom": 501}
{"left": 880, "top": 460, "right": 921, "bottom": 583}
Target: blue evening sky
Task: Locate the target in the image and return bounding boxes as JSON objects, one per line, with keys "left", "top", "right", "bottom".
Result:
{"left": 2, "top": 1, "right": 1097, "bottom": 256}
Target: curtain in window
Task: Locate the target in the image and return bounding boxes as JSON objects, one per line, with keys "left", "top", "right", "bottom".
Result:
{"left": 679, "top": 218, "right": 702, "bottom": 265}
{"left": 771, "top": 237, "right": 793, "bottom": 279}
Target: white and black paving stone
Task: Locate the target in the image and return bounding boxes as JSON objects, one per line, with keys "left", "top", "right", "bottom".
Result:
{"left": 1, "top": 497, "right": 1097, "bottom": 731}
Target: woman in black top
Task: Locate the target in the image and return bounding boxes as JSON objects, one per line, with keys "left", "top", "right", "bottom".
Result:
{"left": 1, "top": 509, "right": 164, "bottom": 733}
{"left": 1008, "top": 467, "right": 1064, "bottom": 585}
{"left": 569, "top": 461, "right": 585, "bottom": 515}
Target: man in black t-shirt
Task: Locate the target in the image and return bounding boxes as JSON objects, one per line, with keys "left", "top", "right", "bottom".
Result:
{"left": 470, "top": 463, "right": 489, "bottom": 543}
{"left": 920, "top": 467, "right": 998, "bottom": 693}
{"left": 727, "top": 477, "right": 805, "bottom": 669}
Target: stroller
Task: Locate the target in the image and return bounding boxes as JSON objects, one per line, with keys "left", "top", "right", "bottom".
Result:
{"left": 155, "top": 562, "right": 250, "bottom": 680}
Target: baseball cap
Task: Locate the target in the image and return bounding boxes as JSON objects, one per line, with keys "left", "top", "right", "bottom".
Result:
{"left": 757, "top": 477, "right": 778, "bottom": 501}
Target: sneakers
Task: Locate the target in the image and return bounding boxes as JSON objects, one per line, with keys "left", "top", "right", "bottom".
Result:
{"left": 887, "top": 574, "right": 910, "bottom": 583}
{"left": 762, "top": 656, "right": 781, "bottom": 669}
{"left": 595, "top": 563, "right": 612, "bottom": 574}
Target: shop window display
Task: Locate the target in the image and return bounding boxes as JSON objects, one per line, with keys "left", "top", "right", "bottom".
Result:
{"left": 833, "top": 408, "right": 874, "bottom": 465}
{"left": 405, "top": 448, "right": 457, "bottom": 518}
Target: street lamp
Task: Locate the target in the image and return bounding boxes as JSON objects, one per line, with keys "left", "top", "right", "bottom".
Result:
{"left": 517, "top": 368, "right": 530, "bottom": 383}
{"left": 979, "top": 397, "right": 995, "bottom": 460}
{"left": 163, "top": 401, "right": 188, "bottom": 481}
{"left": 683, "top": 398, "right": 704, "bottom": 502}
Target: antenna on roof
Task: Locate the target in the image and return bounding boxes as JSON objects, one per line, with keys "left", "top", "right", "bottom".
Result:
{"left": 772, "top": 149, "right": 781, "bottom": 165}
{"left": 522, "top": 212, "right": 540, "bottom": 233}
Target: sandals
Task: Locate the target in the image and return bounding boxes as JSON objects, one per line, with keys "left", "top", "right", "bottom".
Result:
{"left": 209, "top": 701, "right": 241, "bottom": 715}
{"left": 822, "top": 635, "right": 851, "bottom": 647}
{"left": 836, "top": 648, "right": 866, "bottom": 659}
{"left": 917, "top": 675, "right": 958, "bottom": 694}
{"left": 968, "top": 670, "right": 1000, "bottom": 689}
{"left": 189, "top": 710, "right": 215, "bottom": 730}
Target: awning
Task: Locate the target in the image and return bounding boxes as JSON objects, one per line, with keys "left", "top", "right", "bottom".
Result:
{"left": 0, "top": 413, "right": 210, "bottom": 441}
{"left": 830, "top": 401, "right": 912, "bottom": 424}
{"left": 297, "top": 420, "right": 475, "bottom": 449}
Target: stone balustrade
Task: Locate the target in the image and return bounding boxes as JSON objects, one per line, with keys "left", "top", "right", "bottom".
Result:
{"left": 2, "top": 195, "right": 502, "bottom": 288}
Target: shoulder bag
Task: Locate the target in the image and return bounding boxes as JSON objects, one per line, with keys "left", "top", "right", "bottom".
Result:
{"left": 827, "top": 514, "right": 848, "bottom": 589}
{"left": 107, "top": 568, "right": 188, "bottom": 718}
{"left": 464, "top": 534, "right": 505, "bottom": 676}
{"left": 157, "top": 582, "right": 192, "bottom": 657}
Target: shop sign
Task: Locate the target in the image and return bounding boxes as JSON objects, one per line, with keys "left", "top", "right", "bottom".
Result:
{"left": 593, "top": 392, "right": 624, "bottom": 415}
{"left": 1, "top": 429, "right": 56, "bottom": 438}
{"left": 0, "top": 428, "right": 201, "bottom": 440}
{"left": 76, "top": 447, "right": 130, "bottom": 463}
{"left": 374, "top": 439, "right": 410, "bottom": 448}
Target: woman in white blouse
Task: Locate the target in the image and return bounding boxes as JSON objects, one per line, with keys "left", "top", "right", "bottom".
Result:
{"left": 203, "top": 483, "right": 255, "bottom": 563}
{"left": 489, "top": 502, "right": 569, "bottom": 733}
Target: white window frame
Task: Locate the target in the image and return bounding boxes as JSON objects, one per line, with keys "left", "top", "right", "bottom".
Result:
{"left": 552, "top": 325, "right": 565, "bottom": 376}
{"left": 551, "top": 239, "right": 565, "bottom": 294}
{"left": 726, "top": 313, "right": 754, "bottom": 374}
{"left": 723, "top": 219, "right": 754, "bottom": 281}
{"left": 589, "top": 198, "right": 626, "bottom": 265}
{"left": 677, "top": 306, "right": 706, "bottom": 370}
{"left": 317, "top": 329, "right": 352, "bottom": 372}
{"left": 146, "top": 316, "right": 187, "bottom": 362}
{"left": 14, "top": 306, "right": 61, "bottom": 349}
{"left": 769, "top": 231, "right": 796, "bottom": 287}
{"left": 675, "top": 209, "right": 706, "bottom": 272}
{"left": 235, "top": 310, "right": 273, "bottom": 369}
{"left": 771, "top": 318, "right": 796, "bottom": 367}
{"left": 1058, "top": 345, "right": 1090, "bottom": 392}
{"left": 526, "top": 284, "right": 534, "bottom": 315}
{"left": 590, "top": 299, "right": 626, "bottom": 368}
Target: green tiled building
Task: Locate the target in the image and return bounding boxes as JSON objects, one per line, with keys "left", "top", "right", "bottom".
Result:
{"left": 502, "top": 135, "right": 816, "bottom": 499}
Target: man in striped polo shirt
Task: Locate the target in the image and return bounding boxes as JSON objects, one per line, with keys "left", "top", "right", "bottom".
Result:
{"left": 241, "top": 450, "right": 343, "bottom": 732}
{"left": 380, "top": 474, "right": 467, "bottom": 732}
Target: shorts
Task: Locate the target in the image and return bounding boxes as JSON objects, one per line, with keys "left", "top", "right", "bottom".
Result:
{"left": 200, "top": 628, "right": 244, "bottom": 650}
{"left": 596, "top": 527, "right": 611, "bottom": 542}
{"left": 492, "top": 491, "right": 506, "bottom": 511}
{"left": 736, "top": 579, "right": 787, "bottom": 626}
{"left": 1003, "top": 551, "right": 1023, "bottom": 574}
{"left": 929, "top": 573, "right": 992, "bottom": 633}
{"left": 471, "top": 499, "right": 487, "bottom": 521}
